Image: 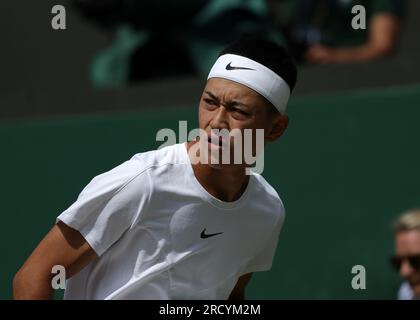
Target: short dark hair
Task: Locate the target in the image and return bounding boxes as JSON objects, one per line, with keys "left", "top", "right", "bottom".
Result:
{"left": 219, "top": 37, "right": 298, "bottom": 92}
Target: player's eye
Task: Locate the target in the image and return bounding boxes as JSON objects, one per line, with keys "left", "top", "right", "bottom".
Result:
{"left": 204, "top": 99, "right": 218, "bottom": 107}
{"left": 232, "top": 107, "right": 250, "bottom": 116}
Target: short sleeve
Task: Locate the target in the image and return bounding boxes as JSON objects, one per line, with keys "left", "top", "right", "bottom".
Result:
{"left": 56, "top": 159, "right": 151, "bottom": 256}
{"left": 244, "top": 209, "right": 285, "bottom": 274}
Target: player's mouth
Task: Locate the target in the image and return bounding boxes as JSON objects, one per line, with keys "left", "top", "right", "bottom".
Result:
{"left": 207, "top": 133, "right": 228, "bottom": 150}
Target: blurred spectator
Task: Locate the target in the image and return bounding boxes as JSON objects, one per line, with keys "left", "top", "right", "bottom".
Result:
{"left": 267, "top": 0, "right": 404, "bottom": 64}
{"left": 72, "top": 0, "right": 287, "bottom": 88}
{"left": 391, "top": 209, "right": 420, "bottom": 300}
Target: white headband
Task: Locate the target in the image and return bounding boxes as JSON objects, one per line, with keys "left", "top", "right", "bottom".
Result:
{"left": 207, "top": 54, "right": 291, "bottom": 114}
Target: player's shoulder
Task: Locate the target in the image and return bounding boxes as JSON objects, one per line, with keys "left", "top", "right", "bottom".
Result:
{"left": 250, "top": 172, "right": 283, "bottom": 202}
{"left": 250, "top": 172, "right": 285, "bottom": 216}
{"left": 86, "top": 143, "right": 185, "bottom": 190}
{"left": 129, "top": 143, "right": 187, "bottom": 169}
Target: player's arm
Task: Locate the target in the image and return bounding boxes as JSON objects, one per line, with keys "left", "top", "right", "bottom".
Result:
{"left": 228, "top": 273, "right": 253, "bottom": 300}
{"left": 13, "top": 221, "right": 97, "bottom": 300}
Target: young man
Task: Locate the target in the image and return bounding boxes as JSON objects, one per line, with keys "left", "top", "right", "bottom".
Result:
{"left": 391, "top": 209, "right": 420, "bottom": 300}
{"left": 13, "top": 38, "right": 297, "bottom": 300}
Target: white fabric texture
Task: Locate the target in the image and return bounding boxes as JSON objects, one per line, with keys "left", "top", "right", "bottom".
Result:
{"left": 397, "top": 282, "right": 415, "bottom": 300}
{"left": 57, "top": 143, "right": 285, "bottom": 300}
{"left": 207, "top": 54, "right": 291, "bottom": 114}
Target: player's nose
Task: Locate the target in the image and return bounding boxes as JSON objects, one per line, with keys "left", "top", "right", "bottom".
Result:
{"left": 209, "top": 106, "right": 229, "bottom": 130}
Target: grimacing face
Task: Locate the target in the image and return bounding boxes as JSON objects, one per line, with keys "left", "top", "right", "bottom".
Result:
{"left": 395, "top": 229, "right": 420, "bottom": 296}
{"left": 198, "top": 78, "right": 288, "bottom": 168}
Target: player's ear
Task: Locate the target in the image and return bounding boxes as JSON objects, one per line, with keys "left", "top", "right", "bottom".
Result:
{"left": 265, "top": 114, "right": 288, "bottom": 142}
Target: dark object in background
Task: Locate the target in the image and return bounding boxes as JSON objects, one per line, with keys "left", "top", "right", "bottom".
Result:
{"left": 128, "top": 35, "right": 196, "bottom": 81}
{"left": 268, "top": 0, "right": 322, "bottom": 62}
{"left": 71, "top": 0, "right": 284, "bottom": 86}
{"left": 72, "top": 0, "right": 208, "bottom": 30}
{"left": 71, "top": 0, "right": 209, "bottom": 84}
{"left": 71, "top": 0, "right": 124, "bottom": 29}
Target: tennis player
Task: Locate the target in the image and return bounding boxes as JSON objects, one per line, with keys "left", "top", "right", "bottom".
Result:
{"left": 13, "top": 38, "right": 297, "bottom": 300}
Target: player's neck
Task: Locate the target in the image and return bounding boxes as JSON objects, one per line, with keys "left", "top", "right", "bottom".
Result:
{"left": 186, "top": 141, "right": 249, "bottom": 202}
{"left": 194, "top": 164, "right": 249, "bottom": 202}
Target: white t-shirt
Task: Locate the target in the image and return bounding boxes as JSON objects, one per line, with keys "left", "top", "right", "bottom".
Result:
{"left": 57, "top": 143, "right": 285, "bottom": 300}
{"left": 397, "top": 282, "right": 415, "bottom": 300}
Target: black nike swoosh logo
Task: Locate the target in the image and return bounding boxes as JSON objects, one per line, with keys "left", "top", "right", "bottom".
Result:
{"left": 200, "top": 228, "right": 224, "bottom": 239}
{"left": 225, "top": 62, "right": 255, "bottom": 71}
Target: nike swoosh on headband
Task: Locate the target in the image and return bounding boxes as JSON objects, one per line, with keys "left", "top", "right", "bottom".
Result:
{"left": 225, "top": 62, "right": 255, "bottom": 71}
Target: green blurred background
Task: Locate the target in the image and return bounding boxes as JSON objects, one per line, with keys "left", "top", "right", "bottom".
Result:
{"left": 2, "top": 84, "right": 420, "bottom": 299}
